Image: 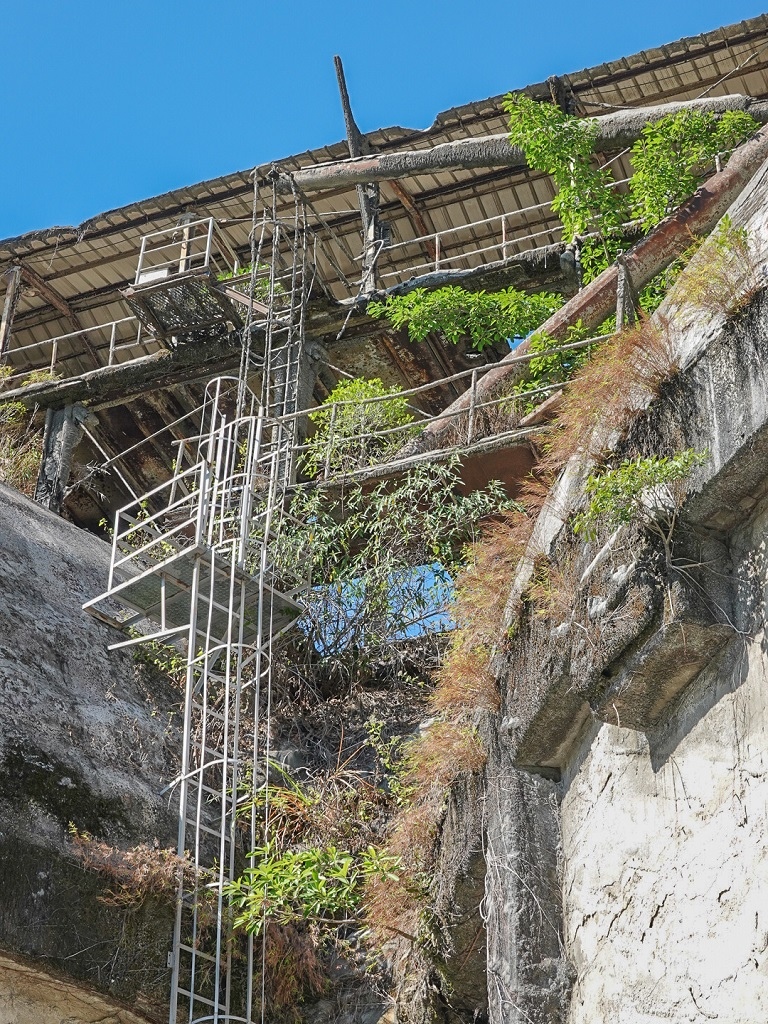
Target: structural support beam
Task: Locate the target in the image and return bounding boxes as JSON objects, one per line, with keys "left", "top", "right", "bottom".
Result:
{"left": 18, "top": 262, "right": 100, "bottom": 367}
{"left": 0, "top": 242, "right": 595, "bottom": 412}
{"left": 287, "top": 95, "right": 768, "bottom": 192}
{"left": 34, "top": 403, "right": 96, "bottom": 513}
{"left": 386, "top": 179, "right": 437, "bottom": 262}
{"left": 12, "top": 103, "right": 768, "bottom": 422}
{"left": 0, "top": 265, "right": 22, "bottom": 360}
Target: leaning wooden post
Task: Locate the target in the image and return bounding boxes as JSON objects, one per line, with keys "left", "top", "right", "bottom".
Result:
{"left": 0, "top": 265, "right": 22, "bottom": 362}
{"left": 334, "top": 55, "right": 381, "bottom": 294}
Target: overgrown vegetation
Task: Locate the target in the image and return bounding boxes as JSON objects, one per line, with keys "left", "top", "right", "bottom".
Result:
{"left": 573, "top": 449, "right": 708, "bottom": 553}
{"left": 0, "top": 391, "right": 42, "bottom": 496}
{"left": 272, "top": 456, "right": 510, "bottom": 689}
{"left": 69, "top": 825, "right": 194, "bottom": 910}
{"left": 300, "top": 376, "right": 418, "bottom": 477}
{"left": 505, "top": 95, "right": 758, "bottom": 244}
{"left": 367, "top": 285, "right": 561, "bottom": 352}
{"left": 80, "top": 97, "right": 760, "bottom": 1020}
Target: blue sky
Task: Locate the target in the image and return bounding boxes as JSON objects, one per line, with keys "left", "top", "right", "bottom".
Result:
{"left": 0, "top": 1, "right": 765, "bottom": 238}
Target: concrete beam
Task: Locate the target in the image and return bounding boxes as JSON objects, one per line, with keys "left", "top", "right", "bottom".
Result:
{"left": 34, "top": 403, "right": 97, "bottom": 513}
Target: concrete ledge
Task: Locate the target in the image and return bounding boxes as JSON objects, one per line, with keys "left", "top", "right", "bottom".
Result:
{"left": 594, "top": 619, "right": 733, "bottom": 731}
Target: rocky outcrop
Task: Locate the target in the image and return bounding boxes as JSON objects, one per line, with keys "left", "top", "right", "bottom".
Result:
{"left": 0, "top": 482, "right": 182, "bottom": 1021}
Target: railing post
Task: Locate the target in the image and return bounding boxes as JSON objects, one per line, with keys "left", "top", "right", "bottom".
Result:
{"left": 323, "top": 403, "right": 337, "bottom": 480}
{"left": 109, "top": 321, "right": 117, "bottom": 366}
{"left": 434, "top": 234, "right": 441, "bottom": 272}
{"left": 615, "top": 253, "right": 638, "bottom": 329}
{"left": 50, "top": 338, "right": 58, "bottom": 374}
{"left": 501, "top": 215, "right": 507, "bottom": 261}
{"left": 204, "top": 218, "right": 214, "bottom": 272}
{"left": 467, "top": 368, "right": 478, "bottom": 445}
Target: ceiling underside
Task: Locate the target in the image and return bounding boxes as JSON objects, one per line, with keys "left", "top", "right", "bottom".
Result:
{"left": 2, "top": 13, "right": 768, "bottom": 526}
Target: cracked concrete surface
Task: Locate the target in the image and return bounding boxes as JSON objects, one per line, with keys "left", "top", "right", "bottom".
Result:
{"left": 561, "top": 615, "right": 768, "bottom": 1023}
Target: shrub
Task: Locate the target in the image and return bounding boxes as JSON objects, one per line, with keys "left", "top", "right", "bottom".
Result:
{"left": 572, "top": 449, "right": 708, "bottom": 556}
{"left": 301, "top": 376, "right": 417, "bottom": 478}
{"left": 367, "top": 285, "right": 562, "bottom": 352}
{"left": 225, "top": 842, "right": 400, "bottom": 937}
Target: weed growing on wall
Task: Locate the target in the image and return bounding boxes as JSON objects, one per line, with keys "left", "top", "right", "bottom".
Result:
{"left": 572, "top": 449, "right": 708, "bottom": 551}
{"left": 675, "top": 215, "right": 762, "bottom": 317}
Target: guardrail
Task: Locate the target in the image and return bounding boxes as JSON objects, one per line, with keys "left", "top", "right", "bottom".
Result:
{"left": 0, "top": 316, "right": 147, "bottom": 386}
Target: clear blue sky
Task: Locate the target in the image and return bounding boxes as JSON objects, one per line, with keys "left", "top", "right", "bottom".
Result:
{"left": 0, "top": 1, "right": 765, "bottom": 238}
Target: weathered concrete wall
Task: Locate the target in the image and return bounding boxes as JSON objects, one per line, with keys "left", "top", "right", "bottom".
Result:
{"left": 0, "top": 481, "right": 182, "bottom": 1021}
{"left": 561, "top": 619, "right": 768, "bottom": 1023}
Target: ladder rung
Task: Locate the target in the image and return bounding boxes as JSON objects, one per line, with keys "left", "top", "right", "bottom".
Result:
{"left": 177, "top": 942, "right": 218, "bottom": 964}
{"left": 176, "top": 987, "right": 226, "bottom": 1011}
{"left": 184, "top": 818, "right": 232, "bottom": 840}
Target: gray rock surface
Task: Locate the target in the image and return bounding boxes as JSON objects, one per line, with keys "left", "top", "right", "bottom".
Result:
{"left": 0, "top": 482, "right": 182, "bottom": 1020}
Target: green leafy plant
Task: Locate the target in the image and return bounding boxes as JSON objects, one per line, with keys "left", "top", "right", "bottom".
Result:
{"left": 225, "top": 841, "right": 400, "bottom": 936}
{"left": 301, "top": 376, "right": 417, "bottom": 478}
{"left": 573, "top": 449, "right": 707, "bottom": 552}
{"left": 367, "top": 285, "right": 561, "bottom": 352}
{"left": 21, "top": 368, "right": 60, "bottom": 387}
{"left": 504, "top": 93, "right": 627, "bottom": 242}
{"left": 217, "top": 260, "right": 283, "bottom": 301}
{"left": 630, "top": 110, "right": 758, "bottom": 229}
{"left": 510, "top": 320, "right": 598, "bottom": 413}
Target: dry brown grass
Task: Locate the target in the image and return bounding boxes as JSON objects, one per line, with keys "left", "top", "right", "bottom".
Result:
{"left": 537, "top": 316, "right": 678, "bottom": 475}
{"left": 430, "top": 513, "right": 529, "bottom": 717}
{"left": 69, "top": 827, "right": 190, "bottom": 909}
{"left": 260, "top": 922, "right": 328, "bottom": 1019}
{"left": 363, "top": 800, "right": 440, "bottom": 946}
{"left": 403, "top": 722, "right": 487, "bottom": 797}
{"left": 525, "top": 553, "right": 576, "bottom": 622}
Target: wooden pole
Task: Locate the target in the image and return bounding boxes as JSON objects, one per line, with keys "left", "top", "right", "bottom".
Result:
{"left": 0, "top": 265, "right": 21, "bottom": 361}
{"left": 334, "top": 55, "right": 380, "bottom": 293}
{"left": 287, "top": 95, "right": 768, "bottom": 193}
